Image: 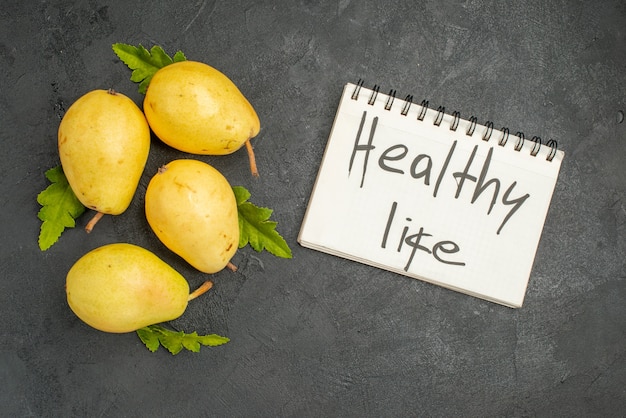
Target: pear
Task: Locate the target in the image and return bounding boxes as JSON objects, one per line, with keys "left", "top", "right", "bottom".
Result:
{"left": 66, "top": 243, "right": 212, "bottom": 333}
{"left": 143, "top": 61, "right": 261, "bottom": 176}
{"left": 58, "top": 89, "right": 151, "bottom": 232}
{"left": 145, "top": 159, "right": 239, "bottom": 274}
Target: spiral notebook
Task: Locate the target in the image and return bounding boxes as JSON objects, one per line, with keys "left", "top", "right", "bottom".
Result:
{"left": 298, "top": 81, "right": 564, "bottom": 308}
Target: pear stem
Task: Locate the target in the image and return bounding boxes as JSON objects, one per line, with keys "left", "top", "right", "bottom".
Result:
{"left": 188, "top": 280, "right": 213, "bottom": 301}
{"left": 227, "top": 261, "right": 238, "bottom": 272}
{"left": 85, "top": 211, "right": 105, "bottom": 233}
{"left": 245, "top": 139, "right": 259, "bottom": 177}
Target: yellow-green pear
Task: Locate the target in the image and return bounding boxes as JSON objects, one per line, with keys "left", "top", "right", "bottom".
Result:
{"left": 143, "top": 61, "right": 261, "bottom": 175}
{"left": 66, "top": 243, "right": 211, "bottom": 333}
{"left": 58, "top": 89, "right": 151, "bottom": 231}
{"left": 145, "top": 159, "right": 239, "bottom": 274}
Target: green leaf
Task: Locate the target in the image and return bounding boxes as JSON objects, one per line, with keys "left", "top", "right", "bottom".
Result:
{"left": 37, "top": 166, "right": 86, "bottom": 251}
{"left": 233, "top": 186, "right": 292, "bottom": 259}
{"left": 172, "top": 51, "right": 187, "bottom": 62}
{"left": 136, "top": 327, "right": 161, "bottom": 352}
{"left": 158, "top": 331, "right": 185, "bottom": 355}
{"left": 136, "top": 325, "right": 229, "bottom": 355}
{"left": 112, "top": 43, "right": 186, "bottom": 94}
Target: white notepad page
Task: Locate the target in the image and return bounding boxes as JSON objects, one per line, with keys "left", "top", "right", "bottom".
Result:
{"left": 299, "top": 82, "right": 564, "bottom": 308}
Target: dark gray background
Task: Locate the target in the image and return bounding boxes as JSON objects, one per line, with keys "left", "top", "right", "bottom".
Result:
{"left": 1, "top": 0, "right": 625, "bottom": 416}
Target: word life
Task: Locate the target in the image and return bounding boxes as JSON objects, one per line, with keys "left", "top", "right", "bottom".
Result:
{"left": 382, "top": 201, "right": 465, "bottom": 272}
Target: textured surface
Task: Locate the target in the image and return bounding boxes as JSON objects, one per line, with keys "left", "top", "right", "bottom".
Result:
{"left": 1, "top": 1, "right": 625, "bottom": 416}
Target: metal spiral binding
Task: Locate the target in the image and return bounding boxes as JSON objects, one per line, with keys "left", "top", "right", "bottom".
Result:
{"left": 417, "top": 100, "right": 428, "bottom": 121}
{"left": 498, "top": 128, "right": 510, "bottom": 146}
{"left": 434, "top": 106, "right": 445, "bottom": 126}
{"left": 530, "top": 136, "right": 542, "bottom": 156}
{"left": 400, "top": 95, "right": 413, "bottom": 116}
{"left": 385, "top": 89, "right": 396, "bottom": 111}
{"left": 351, "top": 79, "right": 364, "bottom": 100}
{"left": 545, "top": 139, "right": 558, "bottom": 161}
{"left": 515, "top": 132, "right": 525, "bottom": 151}
{"left": 466, "top": 116, "right": 478, "bottom": 136}
{"left": 482, "top": 121, "right": 494, "bottom": 141}
{"left": 368, "top": 85, "right": 380, "bottom": 105}
{"left": 351, "top": 81, "right": 559, "bottom": 161}
{"left": 450, "top": 111, "right": 461, "bottom": 131}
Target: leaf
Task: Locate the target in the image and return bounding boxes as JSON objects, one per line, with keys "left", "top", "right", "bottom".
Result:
{"left": 136, "top": 325, "right": 229, "bottom": 355}
{"left": 233, "top": 186, "right": 292, "bottom": 259}
{"left": 136, "top": 327, "right": 161, "bottom": 352}
{"left": 112, "top": 43, "right": 186, "bottom": 94}
{"left": 37, "top": 166, "right": 86, "bottom": 251}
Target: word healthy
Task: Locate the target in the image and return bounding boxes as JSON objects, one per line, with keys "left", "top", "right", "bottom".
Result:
{"left": 349, "top": 111, "right": 531, "bottom": 235}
